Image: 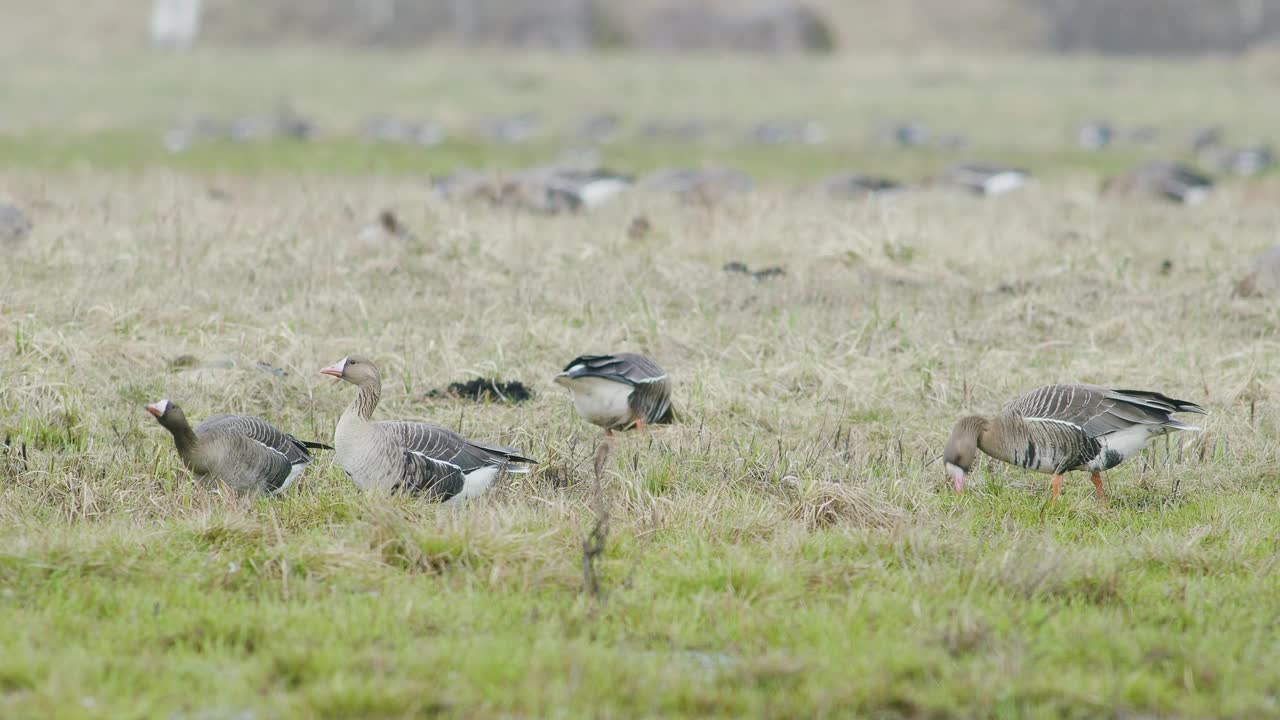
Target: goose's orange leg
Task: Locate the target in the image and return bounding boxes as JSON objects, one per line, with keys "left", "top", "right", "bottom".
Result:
{"left": 1091, "top": 471, "right": 1104, "bottom": 499}
{"left": 1050, "top": 474, "right": 1063, "bottom": 501}
{"left": 634, "top": 418, "right": 645, "bottom": 432}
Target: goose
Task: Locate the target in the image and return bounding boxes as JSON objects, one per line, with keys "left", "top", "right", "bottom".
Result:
{"left": 1210, "top": 145, "right": 1274, "bottom": 177}
{"left": 822, "top": 173, "right": 901, "bottom": 199}
{"left": 1076, "top": 121, "right": 1113, "bottom": 151}
{"left": 638, "top": 167, "right": 753, "bottom": 202}
{"left": 485, "top": 113, "right": 540, "bottom": 144}
{"left": 0, "top": 202, "right": 32, "bottom": 243}
{"left": 749, "top": 120, "right": 827, "bottom": 145}
{"left": 356, "top": 210, "right": 414, "bottom": 246}
{"left": 888, "top": 120, "right": 929, "bottom": 148}
{"left": 933, "top": 163, "right": 1031, "bottom": 197}
{"left": 146, "top": 400, "right": 328, "bottom": 494}
{"left": 320, "top": 356, "right": 535, "bottom": 502}
{"left": 554, "top": 354, "right": 675, "bottom": 435}
{"left": 1101, "top": 161, "right": 1213, "bottom": 205}
{"left": 943, "top": 385, "right": 1205, "bottom": 500}
{"left": 576, "top": 112, "right": 620, "bottom": 144}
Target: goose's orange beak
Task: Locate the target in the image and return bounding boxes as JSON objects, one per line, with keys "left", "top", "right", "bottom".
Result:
{"left": 320, "top": 357, "right": 347, "bottom": 378}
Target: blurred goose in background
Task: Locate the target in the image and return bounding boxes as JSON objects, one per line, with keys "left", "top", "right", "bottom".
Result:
{"left": 944, "top": 385, "right": 1205, "bottom": 500}
{"left": 146, "top": 400, "right": 328, "bottom": 494}
{"left": 356, "top": 210, "right": 415, "bottom": 246}
{"left": 638, "top": 167, "right": 753, "bottom": 202}
{"left": 1076, "top": 120, "right": 1113, "bottom": 151}
{"left": 1189, "top": 125, "right": 1224, "bottom": 154}
{"left": 822, "top": 173, "right": 901, "bottom": 199}
{"left": 575, "top": 112, "right": 621, "bottom": 144}
{"left": 1234, "top": 246, "right": 1280, "bottom": 298}
{"left": 1208, "top": 144, "right": 1274, "bottom": 177}
{"left": 498, "top": 167, "right": 633, "bottom": 214}
{"left": 321, "top": 356, "right": 535, "bottom": 502}
{"left": 555, "top": 354, "right": 675, "bottom": 436}
{"left": 639, "top": 118, "right": 709, "bottom": 143}
{"left": 888, "top": 120, "right": 930, "bottom": 148}
{"left": 485, "top": 113, "right": 540, "bottom": 144}
{"left": 932, "top": 163, "right": 1031, "bottom": 196}
{"left": 1101, "top": 161, "right": 1213, "bottom": 205}
{"left": 749, "top": 120, "right": 827, "bottom": 145}
{"left": 0, "top": 201, "right": 32, "bottom": 243}
{"left": 362, "top": 116, "right": 444, "bottom": 147}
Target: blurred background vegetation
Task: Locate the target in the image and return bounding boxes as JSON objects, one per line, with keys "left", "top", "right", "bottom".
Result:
{"left": 5, "top": 0, "right": 1280, "bottom": 56}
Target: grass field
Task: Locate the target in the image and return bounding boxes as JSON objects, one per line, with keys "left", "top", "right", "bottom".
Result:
{"left": 4, "top": 51, "right": 1280, "bottom": 718}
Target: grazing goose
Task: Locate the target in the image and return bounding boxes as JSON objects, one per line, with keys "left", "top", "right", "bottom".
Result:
{"left": 934, "top": 163, "right": 1031, "bottom": 196}
{"left": 321, "top": 356, "right": 535, "bottom": 502}
{"left": 146, "top": 400, "right": 327, "bottom": 494}
{"left": 356, "top": 210, "right": 414, "bottom": 246}
{"left": 1076, "top": 121, "right": 1113, "bottom": 151}
{"left": 1211, "top": 145, "right": 1274, "bottom": 177}
{"left": 1101, "top": 161, "right": 1213, "bottom": 205}
{"left": 822, "top": 173, "right": 901, "bottom": 199}
{"left": 555, "top": 354, "right": 674, "bottom": 435}
{"left": 944, "top": 385, "right": 1205, "bottom": 500}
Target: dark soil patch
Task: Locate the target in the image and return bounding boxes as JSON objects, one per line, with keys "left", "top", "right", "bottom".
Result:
{"left": 423, "top": 377, "right": 534, "bottom": 404}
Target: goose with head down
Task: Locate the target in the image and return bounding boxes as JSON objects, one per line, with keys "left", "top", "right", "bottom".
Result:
{"left": 146, "top": 400, "right": 328, "bottom": 494}
{"left": 554, "top": 353, "right": 674, "bottom": 436}
{"left": 321, "top": 356, "right": 535, "bottom": 503}
{"left": 943, "top": 384, "right": 1205, "bottom": 500}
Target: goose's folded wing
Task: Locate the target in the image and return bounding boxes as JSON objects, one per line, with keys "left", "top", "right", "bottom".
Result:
{"left": 394, "top": 449, "right": 466, "bottom": 500}
{"left": 380, "top": 422, "right": 534, "bottom": 473}
{"left": 198, "top": 414, "right": 313, "bottom": 465}
{"left": 559, "top": 353, "right": 667, "bottom": 386}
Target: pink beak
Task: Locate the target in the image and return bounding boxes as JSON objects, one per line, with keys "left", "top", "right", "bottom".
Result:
{"left": 320, "top": 357, "right": 347, "bottom": 378}
{"left": 145, "top": 400, "right": 168, "bottom": 418}
{"left": 953, "top": 474, "right": 966, "bottom": 493}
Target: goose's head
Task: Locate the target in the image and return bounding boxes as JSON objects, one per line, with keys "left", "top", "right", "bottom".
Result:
{"left": 943, "top": 416, "right": 988, "bottom": 493}
{"left": 320, "top": 355, "right": 379, "bottom": 388}
{"left": 145, "top": 399, "right": 188, "bottom": 431}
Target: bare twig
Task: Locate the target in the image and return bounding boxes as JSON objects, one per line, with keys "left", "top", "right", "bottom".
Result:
{"left": 582, "top": 435, "right": 612, "bottom": 603}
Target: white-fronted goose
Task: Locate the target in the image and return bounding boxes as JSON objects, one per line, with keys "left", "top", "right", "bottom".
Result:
{"left": 485, "top": 113, "right": 540, "bottom": 144}
{"left": 934, "top": 163, "right": 1031, "bottom": 197}
{"left": 749, "top": 120, "right": 827, "bottom": 146}
{"left": 321, "top": 356, "right": 535, "bottom": 502}
{"left": 576, "top": 112, "right": 620, "bottom": 143}
{"left": 887, "top": 120, "right": 929, "bottom": 148}
{"left": 146, "top": 400, "right": 327, "bottom": 494}
{"left": 638, "top": 167, "right": 753, "bottom": 202}
{"left": 1234, "top": 246, "right": 1280, "bottom": 298}
{"left": 362, "top": 116, "right": 445, "bottom": 147}
{"left": 944, "top": 385, "right": 1205, "bottom": 500}
{"left": 822, "top": 174, "right": 901, "bottom": 199}
{"left": 555, "top": 354, "right": 674, "bottom": 435}
{"left": 1210, "top": 145, "right": 1274, "bottom": 177}
{"left": 356, "top": 210, "right": 414, "bottom": 246}
{"left": 0, "top": 202, "right": 32, "bottom": 243}
{"left": 1101, "top": 161, "right": 1213, "bottom": 205}
{"left": 1076, "top": 121, "right": 1113, "bottom": 151}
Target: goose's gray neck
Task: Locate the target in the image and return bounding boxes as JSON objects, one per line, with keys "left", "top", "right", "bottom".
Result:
{"left": 352, "top": 380, "right": 381, "bottom": 421}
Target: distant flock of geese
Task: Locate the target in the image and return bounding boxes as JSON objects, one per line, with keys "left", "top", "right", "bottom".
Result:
{"left": 155, "top": 105, "right": 1274, "bottom": 212}
{"left": 137, "top": 350, "right": 1207, "bottom": 503}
